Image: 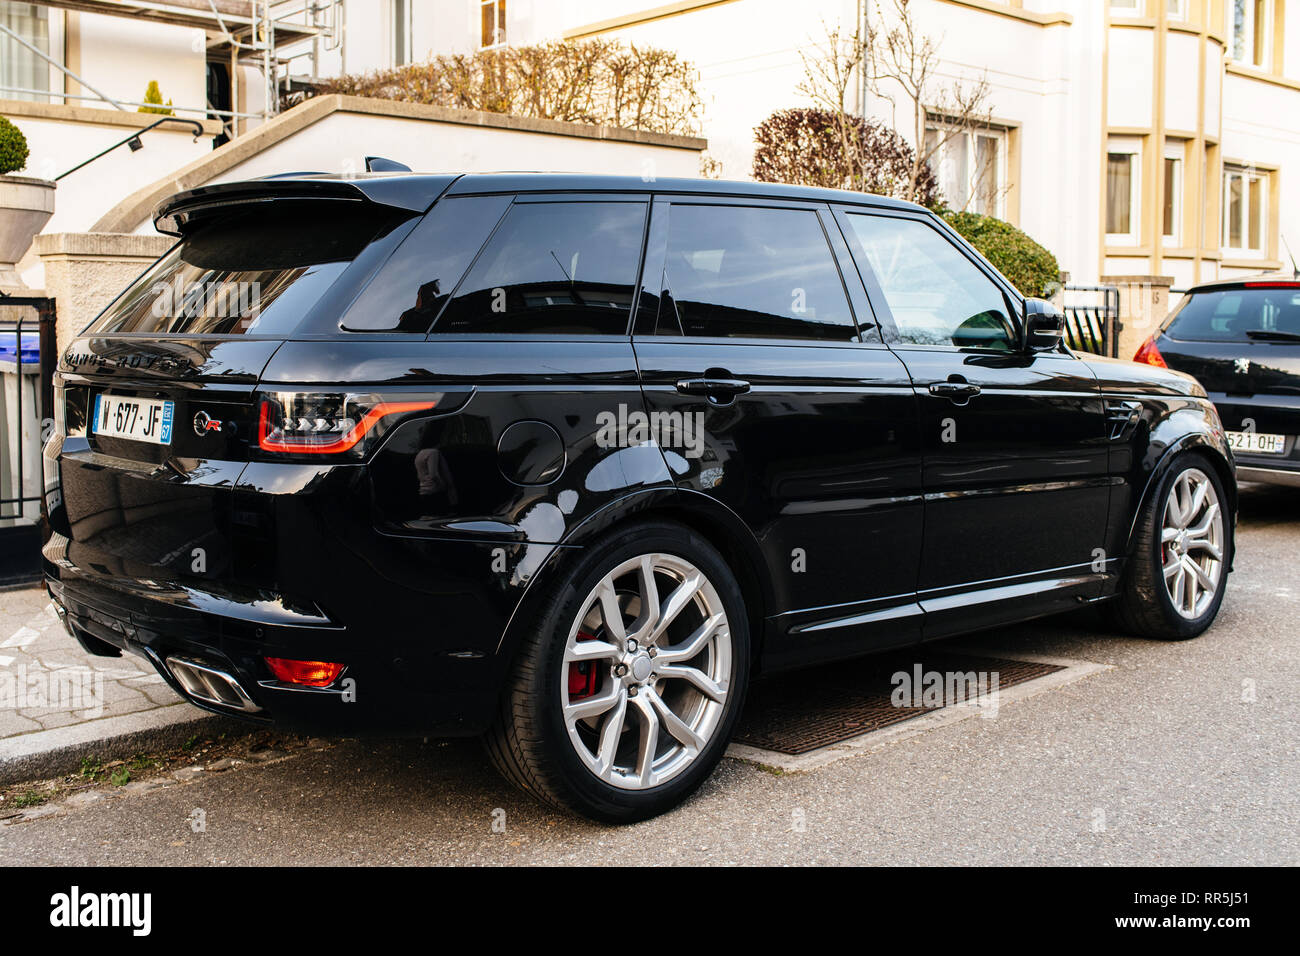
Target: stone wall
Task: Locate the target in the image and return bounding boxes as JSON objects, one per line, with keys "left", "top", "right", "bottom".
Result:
{"left": 34, "top": 233, "right": 174, "bottom": 358}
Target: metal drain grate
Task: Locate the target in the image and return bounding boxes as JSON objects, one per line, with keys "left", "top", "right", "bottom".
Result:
{"left": 733, "top": 651, "right": 1064, "bottom": 755}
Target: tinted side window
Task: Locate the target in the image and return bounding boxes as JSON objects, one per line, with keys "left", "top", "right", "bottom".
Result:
{"left": 433, "top": 201, "right": 647, "bottom": 334}
{"left": 341, "top": 194, "right": 512, "bottom": 332}
{"left": 657, "top": 204, "right": 857, "bottom": 341}
{"left": 844, "top": 213, "right": 1016, "bottom": 351}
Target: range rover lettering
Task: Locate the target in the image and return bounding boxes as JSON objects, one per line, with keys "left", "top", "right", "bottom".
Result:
{"left": 42, "top": 172, "right": 1236, "bottom": 822}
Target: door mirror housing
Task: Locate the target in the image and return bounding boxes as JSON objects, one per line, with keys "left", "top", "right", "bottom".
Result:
{"left": 1023, "top": 298, "right": 1065, "bottom": 352}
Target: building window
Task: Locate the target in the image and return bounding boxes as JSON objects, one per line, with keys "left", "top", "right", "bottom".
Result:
{"left": 392, "top": 0, "right": 412, "bottom": 66}
{"left": 925, "top": 124, "right": 1007, "bottom": 218}
{"left": 1106, "top": 140, "right": 1142, "bottom": 243}
{"left": 1166, "top": 0, "right": 1186, "bottom": 19}
{"left": 0, "top": 2, "right": 50, "bottom": 102}
{"left": 1230, "top": 0, "right": 1270, "bottom": 68}
{"left": 1109, "top": 0, "right": 1140, "bottom": 16}
{"left": 481, "top": 0, "right": 506, "bottom": 48}
{"left": 1163, "top": 144, "right": 1184, "bottom": 245}
{"left": 1222, "top": 164, "right": 1268, "bottom": 254}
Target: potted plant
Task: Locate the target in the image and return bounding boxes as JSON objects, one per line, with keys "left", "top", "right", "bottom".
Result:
{"left": 0, "top": 116, "right": 55, "bottom": 291}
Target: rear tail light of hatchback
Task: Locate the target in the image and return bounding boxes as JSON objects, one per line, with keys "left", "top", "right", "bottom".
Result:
{"left": 256, "top": 391, "right": 442, "bottom": 458}
{"left": 1133, "top": 337, "right": 1167, "bottom": 368}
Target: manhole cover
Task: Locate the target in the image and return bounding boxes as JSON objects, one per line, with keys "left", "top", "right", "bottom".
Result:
{"left": 733, "top": 650, "right": 1064, "bottom": 755}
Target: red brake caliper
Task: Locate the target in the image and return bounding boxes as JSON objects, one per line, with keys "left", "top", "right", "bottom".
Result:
{"left": 568, "top": 630, "right": 601, "bottom": 700}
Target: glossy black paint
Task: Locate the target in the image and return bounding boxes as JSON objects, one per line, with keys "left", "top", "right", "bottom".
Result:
{"left": 1151, "top": 279, "right": 1300, "bottom": 487}
{"left": 42, "top": 172, "right": 1236, "bottom": 736}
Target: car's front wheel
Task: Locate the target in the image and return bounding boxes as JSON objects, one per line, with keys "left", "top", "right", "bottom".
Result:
{"left": 485, "top": 521, "right": 750, "bottom": 822}
{"left": 1109, "top": 453, "right": 1233, "bottom": 640}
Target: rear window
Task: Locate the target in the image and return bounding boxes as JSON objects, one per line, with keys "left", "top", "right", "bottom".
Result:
{"left": 1166, "top": 287, "right": 1300, "bottom": 342}
{"left": 87, "top": 205, "right": 399, "bottom": 336}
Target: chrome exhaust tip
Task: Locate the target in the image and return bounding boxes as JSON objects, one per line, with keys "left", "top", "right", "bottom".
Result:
{"left": 165, "top": 657, "right": 262, "bottom": 713}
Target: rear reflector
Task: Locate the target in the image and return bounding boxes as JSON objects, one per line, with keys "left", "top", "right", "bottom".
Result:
{"left": 265, "top": 657, "right": 345, "bottom": 687}
{"left": 1133, "top": 337, "right": 1167, "bottom": 368}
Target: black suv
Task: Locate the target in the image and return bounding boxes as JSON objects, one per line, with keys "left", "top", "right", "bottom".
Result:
{"left": 1134, "top": 276, "right": 1300, "bottom": 488}
{"left": 43, "top": 172, "right": 1236, "bottom": 821}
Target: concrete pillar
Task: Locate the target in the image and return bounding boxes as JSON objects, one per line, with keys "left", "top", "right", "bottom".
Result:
{"left": 1100, "top": 274, "right": 1175, "bottom": 362}
{"left": 33, "top": 233, "right": 174, "bottom": 359}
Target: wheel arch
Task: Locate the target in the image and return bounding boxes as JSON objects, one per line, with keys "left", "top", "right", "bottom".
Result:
{"left": 490, "top": 488, "right": 774, "bottom": 682}
{"left": 1124, "top": 432, "right": 1237, "bottom": 558}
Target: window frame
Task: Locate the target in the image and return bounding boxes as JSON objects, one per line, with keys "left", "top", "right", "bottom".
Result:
{"left": 1221, "top": 164, "right": 1269, "bottom": 256}
{"left": 480, "top": 0, "right": 506, "bottom": 49}
{"left": 1162, "top": 142, "right": 1185, "bottom": 247}
{"left": 1229, "top": 0, "right": 1272, "bottom": 68}
{"left": 392, "top": 0, "right": 412, "bottom": 67}
{"left": 832, "top": 206, "right": 1027, "bottom": 355}
{"left": 635, "top": 196, "right": 873, "bottom": 346}
{"left": 924, "top": 121, "right": 1009, "bottom": 219}
{"left": 1106, "top": 138, "right": 1143, "bottom": 246}
{"left": 1108, "top": 0, "right": 1142, "bottom": 18}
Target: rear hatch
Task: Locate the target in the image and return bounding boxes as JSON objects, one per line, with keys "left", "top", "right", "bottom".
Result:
{"left": 46, "top": 176, "right": 452, "bottom": 617}
{"left": 1159, "top": 281, "right": 1300, "bottom": 464}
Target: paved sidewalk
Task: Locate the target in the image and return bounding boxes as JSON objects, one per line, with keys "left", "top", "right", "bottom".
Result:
{"left": 0, "top": 585, "right": 228, "bottom": 782}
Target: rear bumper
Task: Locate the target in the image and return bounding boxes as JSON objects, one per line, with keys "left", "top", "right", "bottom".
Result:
{"left": 1236, "top": 464, "right": 1300, "bottom": 488}
{"left": 44, "top": 560, "right": 502, "bottom": 736}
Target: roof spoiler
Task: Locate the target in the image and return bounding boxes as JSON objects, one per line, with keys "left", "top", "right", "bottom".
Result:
{"left": 152, "top": 173, "right": 458, "bottom": 236}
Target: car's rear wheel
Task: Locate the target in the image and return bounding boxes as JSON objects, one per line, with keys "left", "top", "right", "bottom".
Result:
{"left": 1108, "top": 453, "right": 1232, "bottom": 640}
{"left": 485, "top": 521, "right": 749, "bottom": 822}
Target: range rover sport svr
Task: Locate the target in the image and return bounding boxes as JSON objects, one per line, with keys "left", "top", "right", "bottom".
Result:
{"left": 42, "top": 172, "right": 1237, "bottom": 821}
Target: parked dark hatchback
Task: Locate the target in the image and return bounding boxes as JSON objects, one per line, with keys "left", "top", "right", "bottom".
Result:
{"left": 1135, "top": 276, "right": 1300, "bottom": 488}
{"left": 43, "top": 172, "right": 1236, "bottom": 821}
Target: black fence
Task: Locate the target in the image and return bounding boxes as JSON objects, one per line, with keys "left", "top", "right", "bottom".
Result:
{"left": 1061, "top": 284, "right": 1120, "bottom": 358}
{"left": 0, "top": 294, "right": 56, "bottom": 586}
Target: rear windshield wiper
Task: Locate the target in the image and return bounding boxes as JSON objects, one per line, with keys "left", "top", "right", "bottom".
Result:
{"left": 1244, "top": 329, "right": 1300, "bottom": 342}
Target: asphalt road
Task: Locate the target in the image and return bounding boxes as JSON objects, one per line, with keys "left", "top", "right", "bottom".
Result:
{"left": 2, "top": 484, "right": 1297, "bottom": 866}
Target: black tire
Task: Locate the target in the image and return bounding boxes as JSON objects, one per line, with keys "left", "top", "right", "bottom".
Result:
{"left": 484, "top": 520, "right": 750, "bottom": 823}
{"left": 1106, "top": 452, "right": 1233, "bottom": 640}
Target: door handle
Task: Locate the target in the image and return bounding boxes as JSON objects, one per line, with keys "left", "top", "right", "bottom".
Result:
{"left": 928, "top": 381, "right": 982, "bottom": 403}
{"left": 675, "top": 377, "right": 751, "bottom": 399}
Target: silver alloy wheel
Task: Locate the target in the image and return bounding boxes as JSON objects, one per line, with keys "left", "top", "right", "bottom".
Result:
{"left": 1161, "top": 467, "right": 1225, "bottom": 619}
{"left": 560, "top": 552, "right": 732, "bottom": 790}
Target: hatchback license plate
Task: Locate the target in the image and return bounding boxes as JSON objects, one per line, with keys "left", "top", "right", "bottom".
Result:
{"left": 1226, "top": 430, "right": 1286, "bottom": 454}
{"left": 93, "top": 394, "right": 174, "bottom": 445}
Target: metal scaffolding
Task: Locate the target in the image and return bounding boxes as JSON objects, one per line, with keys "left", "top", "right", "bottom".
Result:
{"left": 5, "top": 1, "right": 343, "bottom": 139}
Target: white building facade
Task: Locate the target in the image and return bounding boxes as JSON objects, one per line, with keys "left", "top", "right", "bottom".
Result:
{"left": 2, "top": 0, "right": 1297, "bottom": 289}
{"left": 339, "top": 0, "right": 1300, "bottom": 288}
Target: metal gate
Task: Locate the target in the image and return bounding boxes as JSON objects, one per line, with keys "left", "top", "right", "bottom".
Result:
{"left": 1062, "top": 284, "right": 1120, "bottom": 358}
{"left": 0, "top": 294, "right": 55, "bottom": 586}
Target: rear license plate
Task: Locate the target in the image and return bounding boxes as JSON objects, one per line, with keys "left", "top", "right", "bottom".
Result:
{"left": 93, "top": 394, "right": 174, "bottom": 445}
{"left": 1226, "top": 430, "right": 1286, "bottom": 454}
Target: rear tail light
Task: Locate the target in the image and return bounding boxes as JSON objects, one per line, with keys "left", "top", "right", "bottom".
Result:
{"left": 256, "top": 391, "right": 440, "bottom": 457}
{"left": 265, "top": 657, "right": 345, "bottom": 687}
{"left": 1133, "top": 337, "right": 1167, "bottom": 368}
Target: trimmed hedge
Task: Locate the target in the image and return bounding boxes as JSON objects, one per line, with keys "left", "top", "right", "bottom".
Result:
{"left": 0, "top": 116, "right": 28, "bottom": 175}
{"left": 943, "top": 210, "right": 1060, "bottom": 299}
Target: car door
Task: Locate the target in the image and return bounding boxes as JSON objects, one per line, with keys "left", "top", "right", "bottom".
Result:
{"left": 834, "top": 207, "right": 1110, "bottom": 639}
{"left": 633, "top": 197, "right": 924, "bottom": 669}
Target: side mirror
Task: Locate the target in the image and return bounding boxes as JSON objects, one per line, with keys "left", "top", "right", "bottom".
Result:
{"left": 1023, "top": 298, "right": 1065, "bottom": 352}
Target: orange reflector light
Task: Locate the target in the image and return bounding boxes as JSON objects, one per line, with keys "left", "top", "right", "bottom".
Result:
{"left": 265, "top": 657, "right": 345, "bottom": 687}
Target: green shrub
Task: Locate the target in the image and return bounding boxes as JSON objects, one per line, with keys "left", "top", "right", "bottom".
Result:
{"left": 138, "top": 80, "right": 174, "bottom": 116}
{"left": 943, "top": 210, "right": 1060, "bottom": 298}
{"left": 0, "top": 116, "right": 29, "bottom": 175}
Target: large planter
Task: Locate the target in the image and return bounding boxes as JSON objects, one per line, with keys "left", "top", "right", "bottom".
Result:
{"left": 0, "top": 175, "right": 56, "bottom": 290}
